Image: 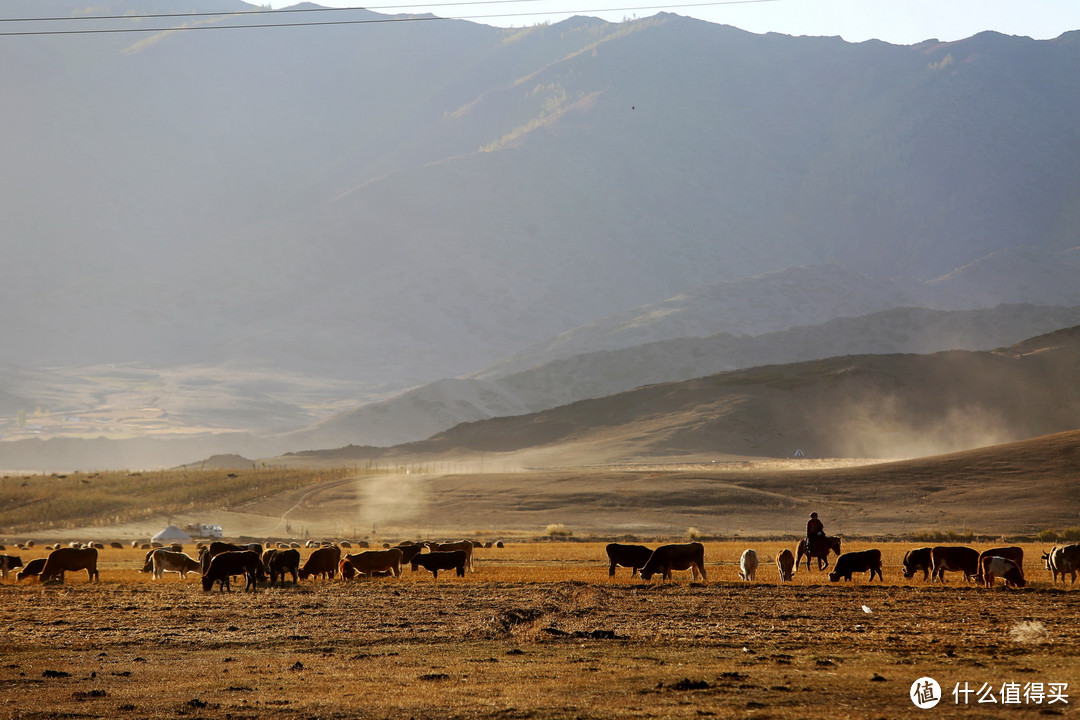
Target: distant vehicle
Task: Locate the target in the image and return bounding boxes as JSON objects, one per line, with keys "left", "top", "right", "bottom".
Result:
{"left": 185, "top": 523, "right": 223, "bottom": 539}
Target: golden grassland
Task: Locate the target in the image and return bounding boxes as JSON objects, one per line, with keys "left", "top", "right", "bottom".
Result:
{"left": 0, "top": 467, "right": 357, "bottom": 532}
{"left": 0, "top": 542, "right": 1077, "bottom": 720}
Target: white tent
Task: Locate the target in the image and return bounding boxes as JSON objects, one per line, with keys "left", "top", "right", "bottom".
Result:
{"left": 151, "top": 525, "right": 191, "bottom": 544}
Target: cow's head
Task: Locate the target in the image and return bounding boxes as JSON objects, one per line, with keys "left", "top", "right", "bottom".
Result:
{"left": 201, "top": 576, "right": 215, "bottom": 592}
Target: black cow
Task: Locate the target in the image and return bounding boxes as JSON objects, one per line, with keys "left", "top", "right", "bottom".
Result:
{"left": 901, "top": 547, "right": 933, "bottom": 580}
{"left": 605, "top": 543, "right": 653, "bottom": 578}
{"left": 202, "top": 550, "right": 261, "bottom": 592}
{"left": 264, "top": 548, "right": 300, "bottom": 587}
{"left": 829, "top": 549, "right": 883, "bottom": 582}
{"left": 0, "top": 554, "right": 24, "bottom": 579}
{"left": 16, "top": 557, "right": 46, "bottom": 582}
{"left": 411, "top": 550, "right": 467, "bottom": 578}
{"left": 199, "top": 541, "right": 247, "bottom": 574}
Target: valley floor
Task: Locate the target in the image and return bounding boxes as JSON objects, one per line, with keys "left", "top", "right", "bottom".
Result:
{"left": 0, "top": 543, "right": 1076, "bottom": 720}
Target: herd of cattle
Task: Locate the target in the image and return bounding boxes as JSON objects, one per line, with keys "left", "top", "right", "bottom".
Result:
{"left": 0, "top": 538, "right": 1078, "bottom": 591}
{"left": 604, "top": 540, "right": 1080, "bottom": 588}
{"left": 0, "top": 538, "right": 482, "bottom": 591}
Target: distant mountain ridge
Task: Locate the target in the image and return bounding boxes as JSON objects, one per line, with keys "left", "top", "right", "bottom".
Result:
{"left": 290, "top": 324, "right": 1080, "bottom": 463}
{"left": 287, "top": 302, "right": 1080, "bottom": 449}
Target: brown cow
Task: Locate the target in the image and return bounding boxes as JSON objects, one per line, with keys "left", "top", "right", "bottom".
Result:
{"left": 411, "top": 550, "right": 467, "bottom": 578}
{"left": 16, "top": 558, "right": 46, "bottom": 582}
{"left": 148, "top": 550, "right": 201, "bottom": 579}
{"left": 930, "top": 546, "right": 980, "bottom": 582}
{"left": 202, "top": 550, "right": 261, "bottom": 592}
{"left": 776, "top": 548, "right": 795, "bottom": 582}
{"left": 640, "top": 543, "right": 706, "bottom": 582}
{"left": 344, "top": 549, "right": 402, "bottom": 578}
{"left": 298, "top": 546, "right": 342, "bottom": 580}
{"left": 605, "top": 543, "right": 653, "bottom": 578}
{"left": 338, "top": 558, "right": 357, "bottom": 580}
{"left": 41, "top": 547, "right": 99, "bottom": 583}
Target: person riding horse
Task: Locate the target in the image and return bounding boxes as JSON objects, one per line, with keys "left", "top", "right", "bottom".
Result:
{"left": 806, "top": 512, "right": 824, "bottom": 555}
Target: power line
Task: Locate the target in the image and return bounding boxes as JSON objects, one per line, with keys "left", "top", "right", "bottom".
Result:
{"left": 0, "top": 1, "right": 541, "bottom": 24}
{"left": 0, "top": 0, "right": 779, "bottom": 37}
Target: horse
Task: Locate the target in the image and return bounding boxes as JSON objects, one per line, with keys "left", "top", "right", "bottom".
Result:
{"left": 796, "top": 535, "right": 842, "bottom": 571}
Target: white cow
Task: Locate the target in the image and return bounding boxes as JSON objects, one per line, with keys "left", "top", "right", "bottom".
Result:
{"left": 150, "top": 549, "right": 201, "bottom": 579}
{"left": 738, "top": 549, "right": 759, "bottom": 581}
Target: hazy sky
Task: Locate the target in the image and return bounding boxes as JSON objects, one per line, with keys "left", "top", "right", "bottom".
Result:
{"left": 265, "top": 0, "right": 1080, "bottom": 45}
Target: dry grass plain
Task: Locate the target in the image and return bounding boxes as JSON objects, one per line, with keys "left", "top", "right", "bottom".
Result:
{"left": 1, "top": 542, "right": 1077, "bottom": 720}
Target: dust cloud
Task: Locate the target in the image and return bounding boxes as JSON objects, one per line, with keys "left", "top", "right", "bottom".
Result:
{"left": 356, "top": 473, "right": 430, "bottom": 532}
{"left": 827, "top": 395, "right": 1014, "bottom": 459}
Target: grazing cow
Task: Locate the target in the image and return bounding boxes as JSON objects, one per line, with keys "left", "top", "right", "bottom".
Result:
{"left": 829, "top": 549, "right": 883, "bottom": 582}
{"left": 16, "top": 558, "right": 46, "bottom": 582}
{"left": 40, "top": 547, "right": 99, "bottom": 583}
{"left": 738, "top": 549, "right": 759, "bottom": 582}
{"left": 110, "top": 542, "right": 124, "bottom": 550}
{"left": 605, "top": 543, "right": 654, "bottom": 578}
{"left": 146, "top": 550, "right": 201, "bottom": 579}
{"left": 976, "top": 547, "right": 1024, "bottom": 584}
{"left": 199, "top": 542, "right": 247, "bottom": 574}
{"left": 425, "top": 541, "right": 474, "bottom": 571}
{"left": 930, "top": 546, "right": 980, "bottom": 583}
{"left": 0, "top": 554, "right": 24, "bottom": 579}
{"left": 980, "top": 555, "right": 1026, "bottom": 588}
{"left": 298, "top": 546, "right": 342, "bottom": 581}
{"left": 202, "top": 550, "right": 261, "bottom": 592}
{"left": 776, "top": 549, "right": 795, "bottom": 582}
{"left": 901, "top": 547, "right": 933, "bottom": 580}
{"left": 264, "top": 548, "right": 300, "bottom": 587}
{"left": 338, "top": 558, "right": 357, "bottom": 580}
{"left": 1044, "top": 544, "right": 1080, "bottom": 584}
{"left": 639, "top": 543, "right": 707, "bottom": 582}
{"left": 411, "top": 550, "right": 468, "bottom": 578}
{"left": 344, "top": 549, "right": 402, "bottom": 578}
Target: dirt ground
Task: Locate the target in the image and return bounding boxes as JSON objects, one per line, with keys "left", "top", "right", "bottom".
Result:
{"left": 0, "top": 543, "right": 1077, "bottom": 720}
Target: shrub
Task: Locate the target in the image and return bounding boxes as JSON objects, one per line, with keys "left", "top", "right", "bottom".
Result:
{"left": 687, "top": 527, "right": 702, "bottom": 539}
{"left": 1062, "top": 527, "right": 1080, "bottom": 542}
{"left": 545, "top": 523, "right": 572, "bottom": 538}
{"left": 1036, "top": 529, "right": 1059, "bottom": 543}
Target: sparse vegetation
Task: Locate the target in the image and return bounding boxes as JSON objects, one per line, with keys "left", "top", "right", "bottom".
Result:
{"left": 687, "top": 526, "right": 702, "bottom": 539}
{"left": 910, "top": 528, "right": 976, "bottom": 543}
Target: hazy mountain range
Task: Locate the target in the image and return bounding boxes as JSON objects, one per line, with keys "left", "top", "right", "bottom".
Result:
{"left": 2, "top": 2, "right": 1080, "bottom": 468}
{"left": 290, "top": 325, "right": 1080, "bottom": 464}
